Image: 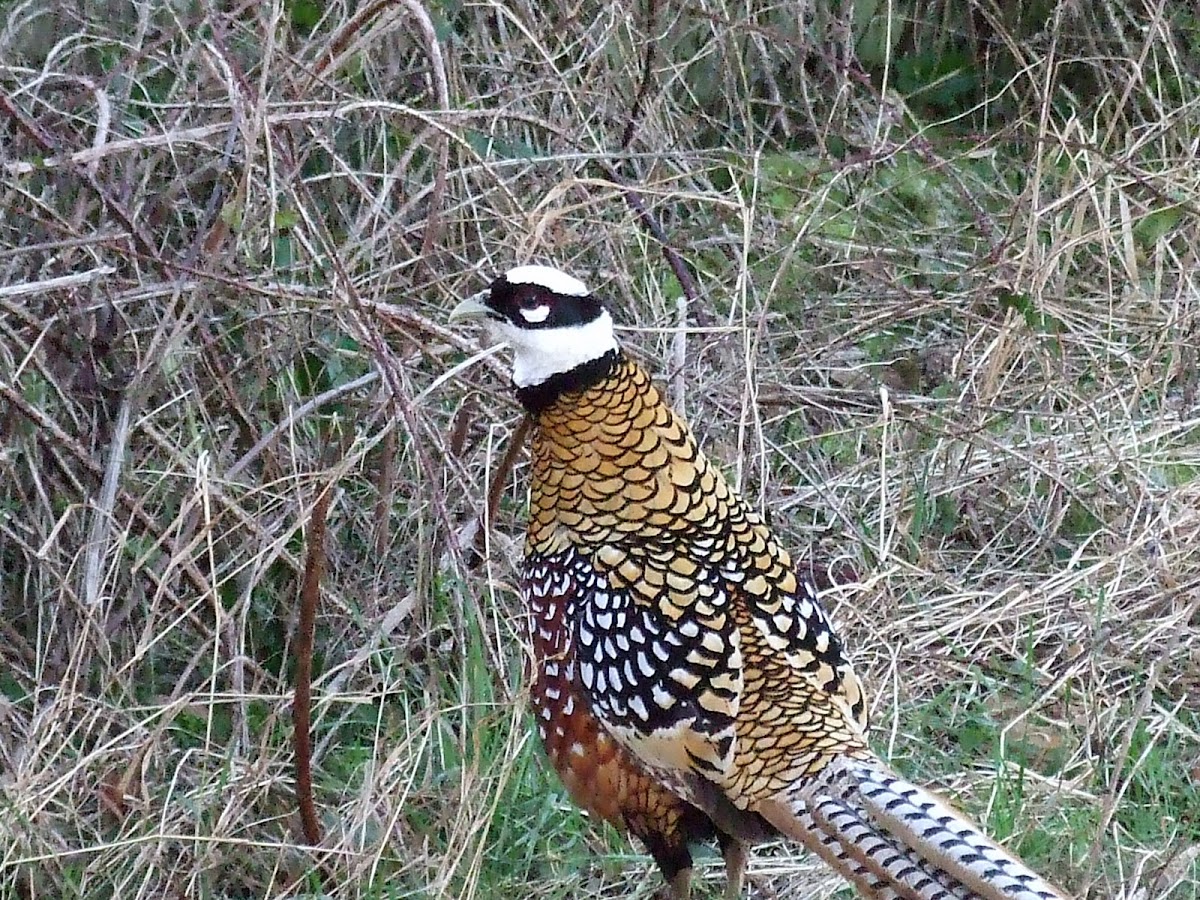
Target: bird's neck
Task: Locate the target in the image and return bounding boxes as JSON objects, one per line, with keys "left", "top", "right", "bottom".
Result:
{"left": 525, "top": 356, "right": 740, "bottom": 551}
{"left": 515, "top": 347, "right": 623, "bottom": 414}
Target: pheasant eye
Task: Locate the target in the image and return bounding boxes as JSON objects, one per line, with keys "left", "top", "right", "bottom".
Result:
{"left": 518, "top": 303, "right": 552, "bottom": 324}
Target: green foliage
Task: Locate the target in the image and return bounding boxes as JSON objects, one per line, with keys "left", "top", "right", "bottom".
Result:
{"left": 998, "top": 290, "right": 1065, "bottom": 339}
{"left": 288, "top": 0, "right": 323, "bottom": 33}
{"left": 1107, "top": 715, "right": 1200, "bottom": 846}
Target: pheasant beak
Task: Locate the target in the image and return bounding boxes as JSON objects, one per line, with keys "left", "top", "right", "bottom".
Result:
{"left": 449, "top": 290, "right": 492, "bottom": 323}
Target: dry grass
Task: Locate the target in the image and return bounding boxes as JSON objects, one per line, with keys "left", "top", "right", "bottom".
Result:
{"left": 2, "top": 1, "right": 1198, "bottom": 898}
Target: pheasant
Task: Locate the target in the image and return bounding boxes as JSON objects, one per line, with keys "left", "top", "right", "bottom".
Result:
{"left": 451, "top": 264, "right": 1069, "bottom": 900}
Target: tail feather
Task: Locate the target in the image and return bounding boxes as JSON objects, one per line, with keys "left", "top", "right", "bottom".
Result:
{"left": 800, "top": 793, "right": 965, "bottom": 899}
{"left": 755, "top": 756, "right": 1068, "bottom": 900}
{"left": 848, "top": 759, "right": 1066, "bottom": 900}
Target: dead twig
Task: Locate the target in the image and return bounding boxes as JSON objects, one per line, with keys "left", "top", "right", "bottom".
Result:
{"left": 294, "top": 481, "right": 336, "bottom": 849}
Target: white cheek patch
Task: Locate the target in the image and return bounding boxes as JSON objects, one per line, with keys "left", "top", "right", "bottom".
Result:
{"left": 519, "top": 304, "right": 551, "bottom": 324}
{"left": 508, "top": 309, "right": 619, "bottom": 388}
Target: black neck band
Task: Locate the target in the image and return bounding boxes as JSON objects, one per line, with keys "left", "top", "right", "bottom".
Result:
{"left": 516, "top": 348, "right": 622, "bottom": 414}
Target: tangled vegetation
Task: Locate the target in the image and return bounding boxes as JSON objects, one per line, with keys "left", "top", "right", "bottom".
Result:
{"left": 2, "top": 2, "right": 1198, "bottom": 897}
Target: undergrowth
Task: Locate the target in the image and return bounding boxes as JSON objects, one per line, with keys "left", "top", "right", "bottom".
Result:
{"left": 1, "top": 1, "right": 1198, "bottom": 898}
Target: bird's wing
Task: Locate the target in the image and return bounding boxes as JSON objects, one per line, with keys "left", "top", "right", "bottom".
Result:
{"left": 569, "top": 540, "right": 743, "bottom": 784}
{"left": 526, "top": 543, "right": 774, "bottom": 843}
{"left": 573, "top": 523, "right": 870, "bottom": 802}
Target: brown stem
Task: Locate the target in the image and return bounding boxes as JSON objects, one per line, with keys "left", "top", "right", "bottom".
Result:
{"left": 294, "top": 482, "right": 334, "bottom": 847}
{"left": 620, "top": 0, "right": 659, "bottom": 152}
{"left": 472, "top": 415, "right": 532, "bottom": 563}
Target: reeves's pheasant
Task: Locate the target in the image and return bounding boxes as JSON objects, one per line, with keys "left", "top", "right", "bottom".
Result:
{"left": 451, "top": 265, "right": 1069, "bottom": 900}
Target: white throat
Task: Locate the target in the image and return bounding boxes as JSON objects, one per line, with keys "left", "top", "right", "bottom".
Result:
{"left": 503, "top": 310, "right": 618, "bottom": 388}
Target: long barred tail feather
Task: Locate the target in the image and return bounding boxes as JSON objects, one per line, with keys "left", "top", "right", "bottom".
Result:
{"left": 847, "top": 758, "right": 1066, "bottom": 900}
{"left": 788, "top": 794, "right": 965, "bottom": 899}
{"left": 756, "top": 756, "right": 1068, "bottom": 900}
{"left": 759, "top": 793, "right": 966, "bottom": 900}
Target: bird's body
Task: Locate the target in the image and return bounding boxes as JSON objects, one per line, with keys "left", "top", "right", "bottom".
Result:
{"left": 452, "top": 265, "right": 1069, "bottom": 900}
{"left": 526, "top": 564, "right": 753, "bottom": 897}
